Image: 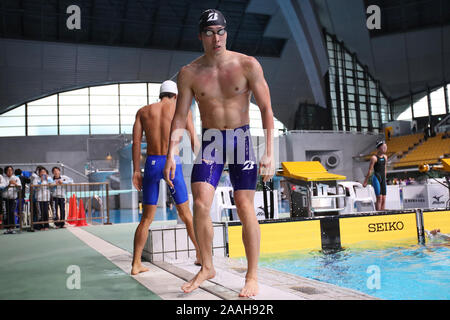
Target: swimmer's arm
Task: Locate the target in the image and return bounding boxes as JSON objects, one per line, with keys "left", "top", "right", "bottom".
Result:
{"left": 385, "top": 155, "right": 388, "bottom": 179}
{"left": 167, "top": 67, "right": 195, "bottom": 159}
{"left": 363, "top": 156, "right": 376, "bottom": 185}
{"left": 132, "top": 109, "right": 143, "bottom": 174}
{"left": 186, "top": 109, "right": 200, "bottom": 156}
{"left": 246, "top": 57, "right": 274, "bottom": 157}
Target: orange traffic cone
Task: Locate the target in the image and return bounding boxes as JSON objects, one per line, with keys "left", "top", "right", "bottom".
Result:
{"left": 67, "top": 194, "right": 78, "bottom": 225}
{"left": 76, "top": 198, "right": 88, "bottom": 227}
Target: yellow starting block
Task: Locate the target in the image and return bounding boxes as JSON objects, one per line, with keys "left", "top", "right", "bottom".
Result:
{"left": 419, "top": 158, "right": 450, "bottom": 173}
{"left": 277, "top": 161, "right": 346, "bottom": 182}
{"left": 277, "top": 161, "right": 347, "bottom": 217}
{"left": 441, "top": 158, "right": 450, "bottom": 172}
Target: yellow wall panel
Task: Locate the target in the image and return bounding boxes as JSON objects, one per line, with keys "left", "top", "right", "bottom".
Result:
{"left": 228, "top": 220, "right": 322, "bottom": 258}
{"left": 423, "top": 211, "right": 450, "bottom": 237}
{"left": 340, "top": 213, "right": 417, "bottom": 246}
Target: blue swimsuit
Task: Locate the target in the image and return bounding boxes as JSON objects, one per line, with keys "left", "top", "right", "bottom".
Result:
{"left": 142, "top": 155, "right": 188, "bottom": 205}
{"left": 191, "top": 124, "right": 258, "bottom": 190}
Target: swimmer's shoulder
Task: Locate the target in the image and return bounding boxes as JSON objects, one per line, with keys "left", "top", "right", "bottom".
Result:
{"left": 137, "top": 102, "right": 162, "bottom": 116}
{"left": 181, "top": 56, "right": 205, "bottom": 74}
{"left": 370, "top": 154, "right": 378, "bottom": 163}
{"left": 177, "top": 60, "right": 203, "bottom": 88}
{"left": 234, "top": 52, "right": 262, "bottom": 75}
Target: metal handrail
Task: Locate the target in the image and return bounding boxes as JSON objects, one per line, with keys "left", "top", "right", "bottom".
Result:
{"left": 27, "top": 182, "right": 110, "bottom": 230}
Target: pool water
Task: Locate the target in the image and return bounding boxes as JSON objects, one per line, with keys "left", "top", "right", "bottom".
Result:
{"left": 258, "top": 241, "right": 450, "bottom": 300}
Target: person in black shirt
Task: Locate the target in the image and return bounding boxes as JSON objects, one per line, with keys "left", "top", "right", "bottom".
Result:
{"left": 363, "top": 140, "right": 388, "bottom": 211}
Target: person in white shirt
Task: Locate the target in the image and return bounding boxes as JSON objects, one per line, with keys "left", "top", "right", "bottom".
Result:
{"left": 2, "top": 166, "right": 22, "bottom": 234}
{"left": 51, "top": 167, "right": 73, "bottom": 228}
{"left": 36, "top": 167, "right": 53, "bottom": 231}
{"left": 0, "top": 168, "right": 5, "bottom": 224}
{"left": 30, "top": 166, "right": 44, "bottom": 231}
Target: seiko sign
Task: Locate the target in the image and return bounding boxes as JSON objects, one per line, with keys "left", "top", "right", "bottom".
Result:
{"left": 368, "top": 221, "right": 404, "bottom": 232}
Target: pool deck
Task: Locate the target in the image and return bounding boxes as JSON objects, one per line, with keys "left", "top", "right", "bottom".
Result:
{"left": 0, "top": 222, "right": 378, "bottom": 300}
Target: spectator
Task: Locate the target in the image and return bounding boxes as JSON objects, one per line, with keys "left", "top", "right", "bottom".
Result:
{"left": 14, "top": 169, "right": 30, "bottom": 221}
{"left": 36, "top": 167, "right": 53, "bottom": 231}
{"left": 51, "top": 167, "right": 73, "bottom": 228}
{"left": 0, "top": 167, "right": 4, "bottom": 227}
{"left": 30, "top": 166, "right": 44, "bottom": 231}
{"left": 2, "top": 166, "right": 22, "bottom": 234}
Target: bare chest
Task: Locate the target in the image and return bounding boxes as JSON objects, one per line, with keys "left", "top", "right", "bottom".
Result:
{"left": 192, "top": 65, "right": 249, "bottom": 102}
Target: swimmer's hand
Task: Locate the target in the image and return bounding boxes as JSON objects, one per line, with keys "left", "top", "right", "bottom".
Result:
{"left": 163, "top": 157, "right": 176, "bottom": 189}
{"left": 132, "top": 171, "right": 143, "bottom": 191}
{"left": 259, "top": 154, "right": 275, "bottom": 183}
{"left": 362, "top": 181, "right": 368, "bottom": 188}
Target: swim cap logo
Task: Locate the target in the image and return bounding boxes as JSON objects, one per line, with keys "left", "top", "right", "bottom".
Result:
{"left": 207, "top": 12, "right": 218, "bottom": 22}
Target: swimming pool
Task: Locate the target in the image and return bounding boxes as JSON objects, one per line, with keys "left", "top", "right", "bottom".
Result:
{"left": 258, "top": 241, "right": 450, "bottom": 300}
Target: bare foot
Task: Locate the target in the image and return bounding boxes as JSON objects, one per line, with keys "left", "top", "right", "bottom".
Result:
{"left": 239, "top": 277, "right": 259, "bottom": 297}
{"left": 131, "top": 263, "right": 150, "bottom": 275}
{"left": 182, "top": 267, "right": 216, "bottom": 293}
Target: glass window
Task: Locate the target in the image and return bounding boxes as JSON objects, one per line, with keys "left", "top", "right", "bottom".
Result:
{"left": 121, "top": 106, "right": 141, "bottom": 118}
{"left": 90, "top": 95, "right": 119, "bottom": 106}
{"left": 120, "top": 95, "right": 147, "bottom": 107}
{"left": 90, "top": 84, "right": 118, "bottom": 96}
{"left": 59, "top": 115, "right": 90, "bottom": 126}
{"left": 430, "top": 87, "right": 446, "bottom": 116}
{"left": 120, "top": 115, "right": 137, "bottom": 126}
{"left": 447, "top": 84, "right": 450, "bottom": 110}
{"left": 1, "top": 105, "right": 25, "bottom": 117}
{"left": 119, "top": 83, "right": 147, "bottom": 96}
{"left": 91, "top": 125, "right": 119, "bottom": 135}
{"left": 361, "top": 111, "right": 368, "bottom": 120}
{"left": 60, "top": 126, "right": 90, "bottom": 135}
{"left": 28, "top": 126, "right": 58, "bottom": 136}
{"left": 27, "top": 105, "right": 57, "bottom": 116}
{"left": 0, "top": 127, "right": 25, "bottom": 137}
{"left": 60, "top": 105, "right": 89, "bottom": 115}
{"left": 91, "top": 115, "right": 119, "bottom": 125}
{"left": 27, "top": 95, "right": 57, "bottom": 106}
{"left": 59, "top": 94, "right": 89, "bottom": 106}
{"left": 0, "top": 116, "right": 25, "bottom": 127}
{"left": 148, "top": 83, "right": 160, "bottom": 99}
{"left": 396, "top": 106, "right": 412, "bottom": 120}
{"left": 413, "top": 93, "right": 429, "bottom": 118}
{"left": 0, "top": 105, "right": 25, "bottom": 128}
{"left": 90, "top": 105, "right": 119, "bottom": 115}
{"left": 28, "top": 116, "right": 57, "bottom": 126}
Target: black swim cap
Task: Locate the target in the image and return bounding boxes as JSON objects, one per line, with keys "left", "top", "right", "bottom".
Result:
{"left": 198, "top": 9, "right": 227, "bottom": 33}
{"left": 376, "top": 140, "right": 385, "bottom": 148}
